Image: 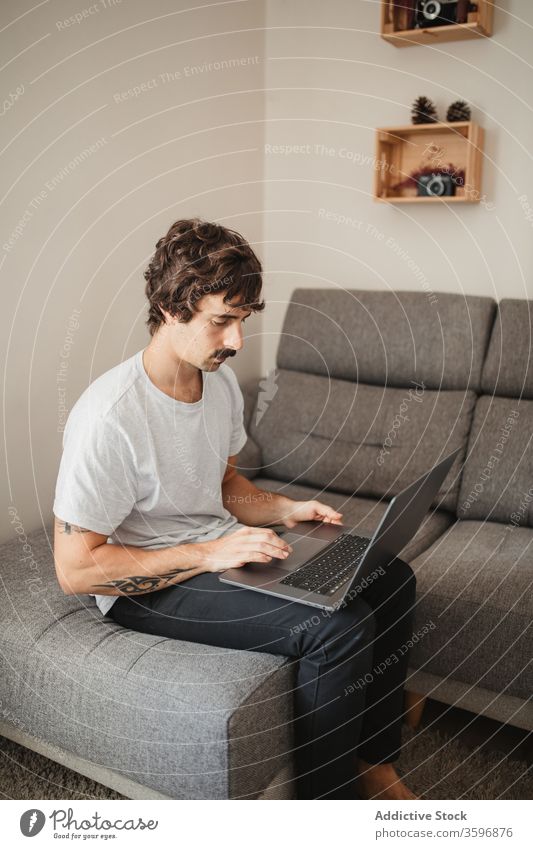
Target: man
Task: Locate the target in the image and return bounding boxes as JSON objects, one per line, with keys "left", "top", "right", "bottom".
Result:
{"left": 53, "top": 217, "right": 418, "bottom": 800}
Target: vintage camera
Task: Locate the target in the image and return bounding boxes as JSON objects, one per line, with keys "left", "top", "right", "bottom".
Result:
{"left": 417, "top": 173, "right": 456, "bottom": 197}
{"left": 415, "top": 1, "right": 459, "bottom": 27}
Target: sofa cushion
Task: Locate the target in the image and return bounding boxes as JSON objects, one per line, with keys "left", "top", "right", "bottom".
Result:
{"left": 277, "top": 289, "right": 495, "bottom": 391}
{"left": 481, "top": 299, "right": 533, "bottom": 399}
{"left": 249, "top": 370, "right": 472, "bottom": 511}
{"left": 409, "top": 520, "right": 533, "bottom": 701}
{"left": 457, "top": 397, "right": 533, "bottom": 525}
{"left": 252, "top": 477, "right": 453, "bottom": 563}
{"left": 0, "top": 526, "right": 294, "bottom": 799}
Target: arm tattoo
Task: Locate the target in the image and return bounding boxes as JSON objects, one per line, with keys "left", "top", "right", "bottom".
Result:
{"left": 57, "top": 520, "right": 92, "bottom": 534}
{"left": 91, "top": 566, "right": 199, "bottom": 595}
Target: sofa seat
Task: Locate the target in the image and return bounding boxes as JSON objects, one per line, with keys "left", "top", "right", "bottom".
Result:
{"left": 409, "top": 520, "right": 533, "bottom": 701}
{"left": 252, "top": 477, "right": 453, "bottom": 562}
{"left": 0, "top": 526, "right": 295, "bottom": 799}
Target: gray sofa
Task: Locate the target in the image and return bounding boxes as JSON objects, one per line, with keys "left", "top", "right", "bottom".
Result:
{"left": 1, "top": 290, "right": 531, "bottom": 799}
{"left": 407, "top": 298, "right": 533, "bottom": 729}
{"left": 241, "top": 290, "right": 532, "bottom": 734}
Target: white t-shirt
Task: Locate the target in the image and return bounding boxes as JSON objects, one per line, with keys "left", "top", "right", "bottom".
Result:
{"left": 53, "top": 349, "right": 248, "bottom": 616}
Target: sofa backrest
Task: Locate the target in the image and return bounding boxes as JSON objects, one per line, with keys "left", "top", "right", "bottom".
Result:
{"left": 249, "top": 289, "right": 496, "bottom": 511}
{"left": 457, "top": 299, "right": 533, "bottom": 526}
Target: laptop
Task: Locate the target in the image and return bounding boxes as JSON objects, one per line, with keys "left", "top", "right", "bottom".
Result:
{"left": 219, "top": 448, "right": 461, "bottom": 611}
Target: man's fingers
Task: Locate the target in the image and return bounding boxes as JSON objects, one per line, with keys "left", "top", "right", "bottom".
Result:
{"left": 244, "top": 534, "right": 292, "bottom": 553}
{"left": 241, "top": 527, "right": 287, "bottom": 542}
{"left": 247, "top": 542, "right": 291, "bottom": 559}
{"left": 244, "top": 553, "right": 273, "bottom": 563}
{"left": 229, "top": 528, "right": 293, "bottom": 558}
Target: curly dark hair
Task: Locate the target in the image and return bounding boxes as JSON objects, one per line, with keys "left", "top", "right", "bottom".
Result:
{"left": 143, "top": 218, "right": 265, "bottom": 336}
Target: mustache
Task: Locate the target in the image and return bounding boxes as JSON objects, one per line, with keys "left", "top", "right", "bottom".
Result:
{"left": 215, "top": 349, "right": 236, "bottom": 359}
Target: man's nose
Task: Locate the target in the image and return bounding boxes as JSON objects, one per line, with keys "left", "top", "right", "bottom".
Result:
{"left": 223, "top": 322, "right": 244, "bottom": 352}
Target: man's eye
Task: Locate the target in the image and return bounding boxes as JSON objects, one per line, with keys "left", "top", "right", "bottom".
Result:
{"left": 211, "top": 317, "right": 247, "bottom": 326}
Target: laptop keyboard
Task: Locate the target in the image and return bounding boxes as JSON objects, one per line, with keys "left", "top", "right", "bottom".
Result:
{"left": 279, "top": 533, "right": 370, "bottom": 596}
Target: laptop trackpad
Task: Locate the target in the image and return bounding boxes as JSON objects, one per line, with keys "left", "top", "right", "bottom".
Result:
{"left": 275, "top": 533, "right": 329, "bottom": 571}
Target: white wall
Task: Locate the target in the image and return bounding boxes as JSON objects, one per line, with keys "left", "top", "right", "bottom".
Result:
{"left": 1, "top": 0, "right": 265, "bottom": 541}
{"left": 262, "top": 0, "right": 533, "bottom": 373}
{"left": 2, "top": 0, "right": 532, "bottom": 541}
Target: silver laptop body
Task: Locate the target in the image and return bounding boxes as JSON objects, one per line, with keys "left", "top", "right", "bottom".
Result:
{"left": 219, "top": 448, "right": 460, "bottom": 612}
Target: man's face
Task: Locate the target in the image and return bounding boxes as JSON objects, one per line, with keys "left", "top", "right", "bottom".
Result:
{"left": 164, "top": 292, "right": 252, "bottom": 371}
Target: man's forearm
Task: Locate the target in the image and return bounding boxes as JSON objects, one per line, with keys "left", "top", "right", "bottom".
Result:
{"left": 222, "top": 473, "right": 294, "bottom": 526}
{"left": 70, "top": 541, "right": 208, "bottom": 597}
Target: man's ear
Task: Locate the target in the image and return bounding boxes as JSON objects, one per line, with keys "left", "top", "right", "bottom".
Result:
{"left": 159, "top": 306, "right": 178, "bottom": 325}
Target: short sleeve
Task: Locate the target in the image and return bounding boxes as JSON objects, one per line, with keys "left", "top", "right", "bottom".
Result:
{"left": 226, "top": 369, "right": 248, "bottom": 456}
{"left": 53, "top": 413, "right": 137, "bottom": 536}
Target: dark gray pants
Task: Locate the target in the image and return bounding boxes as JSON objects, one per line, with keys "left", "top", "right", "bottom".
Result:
{"left": 108, "top": 555, "right": 417, "bottom": 799}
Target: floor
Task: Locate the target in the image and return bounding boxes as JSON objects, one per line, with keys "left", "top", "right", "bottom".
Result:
{"left": 424, "top": 698, "right": 532, "bottom": 763}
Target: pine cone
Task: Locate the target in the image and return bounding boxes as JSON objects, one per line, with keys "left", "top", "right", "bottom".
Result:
{"left": 446, "top": 100, "right": 471, "bottom": 122}
{"left": 411, "top": 96, "right": 438, "bottom": 125}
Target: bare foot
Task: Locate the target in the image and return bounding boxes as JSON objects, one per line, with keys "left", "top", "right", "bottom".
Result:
{"left": 356, "top": 758, "right": 419, "bottom": 800}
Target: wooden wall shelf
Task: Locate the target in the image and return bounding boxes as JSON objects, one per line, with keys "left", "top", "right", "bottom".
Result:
{"left": 374, "top": 121, "right": 484, "bottom": 203}
{"left": 381, "top": 1, "right": 494, "bottom": 47}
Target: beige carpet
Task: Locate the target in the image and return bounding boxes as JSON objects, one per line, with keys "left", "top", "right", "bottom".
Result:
{"left": 0, "top": 708, "right": 531, "bottom": 800}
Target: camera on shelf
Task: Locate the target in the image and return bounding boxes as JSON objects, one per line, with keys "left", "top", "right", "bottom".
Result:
{"left": 417, "top": 173, "right": 456, "bottom": 197}
{"left": 415, "top": 1, "right": 460, "bottom": 28}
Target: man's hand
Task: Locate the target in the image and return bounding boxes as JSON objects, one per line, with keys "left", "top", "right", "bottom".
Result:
{"left": 201, "top": 526, "right": 293, "bottom": 572}
{"left": 280, "top": 500, "right": 343, "bottom": 529}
